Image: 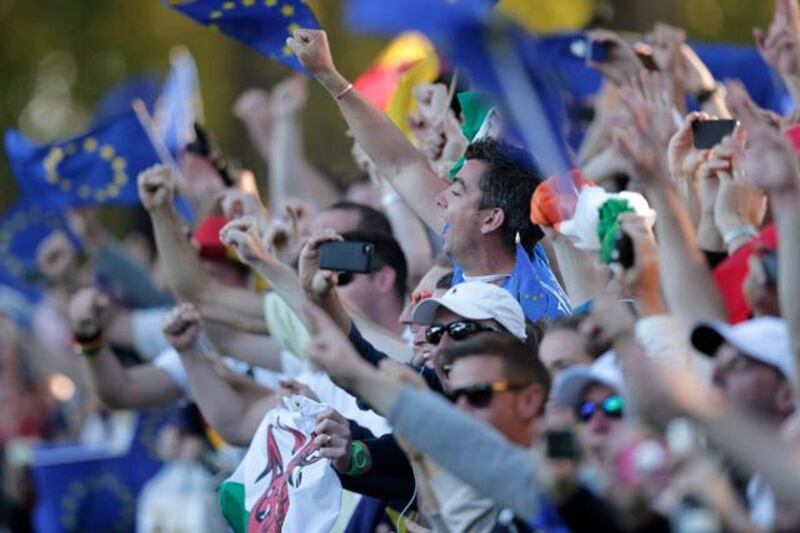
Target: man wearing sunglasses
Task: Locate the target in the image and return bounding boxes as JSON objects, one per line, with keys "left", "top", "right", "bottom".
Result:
{"left": 409, "top": 333, "right": 553, "bottom": 532}
{"left": 552, "top": 352, "right": 626, "bottom": 477}
{"left": 411, "top": 280, "right": 529, "bottom": 388}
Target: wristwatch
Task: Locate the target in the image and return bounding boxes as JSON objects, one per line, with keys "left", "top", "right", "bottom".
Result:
{"left": 345, "top": 441, "right": 371, "bottom": 476}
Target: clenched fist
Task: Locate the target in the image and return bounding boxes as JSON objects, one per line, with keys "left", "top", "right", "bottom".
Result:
{"left": 162, "top": 303, "right": 202, "bottom": 352}
{"left": 68, "top": 287, "right": 111, "bottom": 338}
{"left": 286, "top": 29, "right": 338, "bottom": 83}
{"left": 137, "top": 164, "right": 175, "bottom": 211}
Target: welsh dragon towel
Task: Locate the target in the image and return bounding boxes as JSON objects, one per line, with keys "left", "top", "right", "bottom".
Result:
{"left": 219, "top": 395, "right": 342, "bottom": 532}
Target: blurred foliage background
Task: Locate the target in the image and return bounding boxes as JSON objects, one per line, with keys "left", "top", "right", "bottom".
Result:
{"left": 0, "top": 0, "right": 777, "bottom": 224}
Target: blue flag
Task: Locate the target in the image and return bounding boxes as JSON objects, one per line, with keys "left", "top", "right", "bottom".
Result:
{"left": 31, "top": 408, "right": 181, "bottom": 533}
{"left": 345, "top": 0, "right": 493, "bottom": 38}
{"left": 0, "top": 201, "right": 78, "bottom": 291}
{"left": 92, "top": 74, "right": 161, "bottom": 126}
{"left": 5, "top": 110, "right": 161, "bottom": 208}
{"left": 154, "top": 49, "right": 202, "bottom": 156}
{"left": 165, "top": 0, "right": 319, "bottom": 73}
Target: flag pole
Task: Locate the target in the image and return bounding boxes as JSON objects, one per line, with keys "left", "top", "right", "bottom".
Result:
{"left": 131, "top": 99, "right": 187, "bottom": 186}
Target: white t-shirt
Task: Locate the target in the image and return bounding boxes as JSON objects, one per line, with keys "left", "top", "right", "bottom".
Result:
{"left": 152, "top": 350, "right": 389, "bottom": 437}
{"left": 131, "top": 307, "right": 172, "bottom": 362}
{"left": 153, "top": 348, "right": 292, "bottom": 394}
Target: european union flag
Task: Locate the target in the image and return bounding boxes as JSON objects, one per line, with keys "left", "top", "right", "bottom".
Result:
{"left": 0, "top": 200, "right": 78, "bottom": 292}
{"left": 92, "top": 74, "right": 161, "bottom": 126}
{"left": 32, "top": 408, "right": 180, "bottom": 533}
{"left": 4, "top": 110, "right": 161, "bottom": 208}
{"left": 165, "top": 0, "right": 319, "bottom": 73}
{"left": 154, "top": 48, "right": 202, "bottom": 156}
{"left": 345, "top": 0, "right": 493, "bottom": 37}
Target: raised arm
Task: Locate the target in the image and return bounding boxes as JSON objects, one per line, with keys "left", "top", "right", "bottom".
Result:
{"left": 614, "top": 79, "right": 727, "bottom": 327}
{"left": 68, "top": 288, "right": 183, "bottom": 409}
{"left": 729, "top": 81, "right": 800, "bottom": 386}
{"left": 302, "top": 303, "right": 540, "bottom": 521}
{"left": 137, "top": 165, "right": 266, "bottom": 332}
{"left": 287, "top": 29, "right": 446, "bottom": 231}
{"left": 162, "top": 303, "right": 277, "bottom": 446}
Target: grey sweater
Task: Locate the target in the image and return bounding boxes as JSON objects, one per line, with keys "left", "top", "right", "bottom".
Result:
{"left": 389, "top": 387, "right": 541, "bottom": 522}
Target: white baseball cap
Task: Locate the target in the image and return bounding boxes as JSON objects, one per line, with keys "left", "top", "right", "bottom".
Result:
{"left": 412, "top": 281, "right": 527, "bottom": 340}
{"left": 552, "top": 352, "right": 625, "bottom": 409}
{"left": 691, "top": 317, "right": 795, "bottom": 384}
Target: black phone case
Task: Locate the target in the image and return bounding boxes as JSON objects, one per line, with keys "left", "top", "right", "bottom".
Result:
{"left": 692, "top": 120, "right": 738, "bottom": 149}
{"left": 319, "top": 241, "right": 374, "bottom": 274}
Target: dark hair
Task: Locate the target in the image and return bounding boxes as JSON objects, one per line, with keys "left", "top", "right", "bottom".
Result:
{"left": 436, "top": 271, "right": 454, "bottom": 290}
{"left": 327, "top": 200, "right": 394, "bottom": 238}
{"left": 545, "top": 314, "right": 606, "bottom": 360}
{"left": 342, "top": 230, "right": 408, "bottom": 301}
{"left": 465, "top": 138, "right": 545, "bottom": 252}
{"left": 442, "top": 332, "right": 551, "bottom": 400}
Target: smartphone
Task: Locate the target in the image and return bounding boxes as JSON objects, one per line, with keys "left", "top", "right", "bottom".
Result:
{"left": 546, "top": 430, "right": 580, "bottom": 460}
{"left": 692, "top": 119, "right": 738, "bottom": 150}
{"left": 610, "top": 232, "right": 635, "bottom": 269}
{"left": 762, "top": 250, "right": 778, "bottom": 286}
{"left": 319, "top": 241, "right": 375, "bottom": 274}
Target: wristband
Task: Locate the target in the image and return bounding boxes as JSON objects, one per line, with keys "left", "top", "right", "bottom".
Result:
{"left": 335, "top": 82, "right": 354, "bottom": 100}
{"left": 345, "top": 441, "right": 370, "bottom": 476}
{"left": 723, "top": 225, "right": 758, "bottom": 248}
{"left": 73, "top": 335, "right": 106, "bottom": 357}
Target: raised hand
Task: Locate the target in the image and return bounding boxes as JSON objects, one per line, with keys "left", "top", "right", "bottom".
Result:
{"left": 270, "top": 74, "right": 310, "bottom": 117}
{"left": 313, "top": 408, "right": 353, "bottom": 472}
{"left": 586, "top": 30, "right": 644, "bottom": 86}
{"left": 137, "top": 164, "right": 175, "bottom": 211}
{"left": 68, "top": 287, "right": 111, "bottom": 338}
{"left": 233, "top": 88, "right": 273, "bottom": 154}
{"left": 219, "top": 216, "right": 272, "bottom": 267}
{"left": 286, "top": 29, "right": 338, "bottom": 82}
{"left": 298, "top": 230, "right": 343, "bottom": 301}
{"left": 712, "top": 137, "right": 767, "bottom": 238}
{"left": 727, "top": 81, "right": 800, "bottom": 195}
{"left": 754, "top": 0, "right": 800, "bottom": 81}
{"left": 36, "top": 230, "right": 77, "bottom": 284}
{"left": 612, "top": 72, "right": 677, "bottom": 185}
{"left": 646, "top": 23, "right": 686, "bottom": 79}
{"left": 668, "top": 112, "right": 711, "bottom": 182}
{"left": 162, "top": 303, "right": 203, "bottom": 352}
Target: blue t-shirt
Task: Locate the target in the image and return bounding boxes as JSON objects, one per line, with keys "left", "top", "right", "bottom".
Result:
{"left": 452, "top": 243, "right": 572, "bottom": 323}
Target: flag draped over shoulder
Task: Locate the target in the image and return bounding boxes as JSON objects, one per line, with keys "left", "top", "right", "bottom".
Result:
{"left": 4, "top": 110, "right": 161, "bottom": 208}
{"left": 165, "top": 0, "right": 319, "bottom": 73}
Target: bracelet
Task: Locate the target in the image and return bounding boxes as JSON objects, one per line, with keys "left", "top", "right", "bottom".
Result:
{"left": 345, "top": 441, "right": 371, "bottom": 476}
{"left": 723, "top": 225, "right": 758, "bottom": 247}
{"left": 335, "top": 82, "right": 354, "bottom": 100}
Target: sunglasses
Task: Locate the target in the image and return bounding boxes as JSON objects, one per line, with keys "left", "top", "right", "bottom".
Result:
{"left": 577, "top": 395, "right": 624, "bottom": 423}
{"left": 446, "top": 381, "right": 528, "bottom": 408}
{"left": 425, "top": 320, "right": 497, "bottom": 345}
